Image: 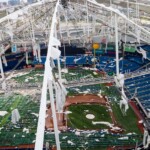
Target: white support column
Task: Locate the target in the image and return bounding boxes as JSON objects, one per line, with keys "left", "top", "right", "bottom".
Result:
{"left": 136, "top": 0, "right": 139, "bottom": 24}
{"left": 0, "top": 56, "right": 6, "bottom": 90}
{"left": 115, "top": 14, "right": 119, "bottom": 76}
{"left": 48, "top": 80, "right": 61, "bottom": 150}
{"left": 0, "top": 57, "right": 4, "bottom": 78}
{"left": 63, "top": 43, "right": 66, "bottom": 68}
{"left": 64, "top": 12, "right": 70, "bottom": 45}
{"left": 55, "top": 22, "right": 62, "bottom": 81}
{"left": 86, "top": 0, "right": 89, "bottom": 38}
{"left": 137, "top": 3, "right": 139, "bottom": 19}
{"left": 58, "top": 7, "right": 62, "bottom": 40}
{"left": 110, "top": 0, "right": 113, "bottom": 27}
{"left": 57, "top": 58, "right": 62, "bottom": 80}
{"left": 35, "top": 1, "right": 60, "bottom": 150}
{"left": 125, "top": 20, "right": 127, "bottom": 44}
{"left": 30, "top": 12, "right": 37, "bottom": 60}
{"left": 136, "top": 0, "right": 137, "bottom": 19}
{"left": 34, "top": 66, "right": 48, "bottom": 150}
{"left": 31, "top": 13, "right": 35, "bottom": 42}
{"left": 25, "top": 51, "right": 28, "bottom": 65}
{"left": 110, "top": 0, "right": 112, "bottom": 6}
{"left": 67, "top": 26, "right": 70, "bottom": 45}
{"left": 93, "top": 14, "right": 96, "bottom": 34}
{"left": 127, "top": 0, "right": 129, "bottom": 19}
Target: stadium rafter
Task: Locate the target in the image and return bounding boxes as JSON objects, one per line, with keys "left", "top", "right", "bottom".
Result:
{"left": 1, "top": 0, "right": 150, "bottom": 149}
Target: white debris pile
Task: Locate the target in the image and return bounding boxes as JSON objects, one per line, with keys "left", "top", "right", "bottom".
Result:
{"left": 119, "top": 87, "right": 129, "bottom": 114}
{"left": 61, "top": 68, "right": 68, "bottom": 73}
{"left": 23, "top": 128, "right": 29, "bottom": 134}
{"left": 32, "top": 140, "right": 36, "bottom": 143}
{"left": 11, "top": 109, "right": 20, "bottom": 124}
{"left": 64, "top": 111, "right": 72, "bottom": 114}
{"left": 93, "top": 72, "right": 98, "bottom": 75}
{"left": 114, "top": 97, "right": 117, "bottom": 102}
{"left": 0, "top": 127, "right": 3, "bottom": 131}
{"left": 86, "top": 133, "right": 92, "bottom": 137}
{"left": 114, "top": 73, "right": 124, "bottom": 88}
{"left": 61, "top": 58, "right": 66, "bottom": 63}
{"left": 75, "top": 131, "right": 80, "bottom": 136}
{"left": 67, "top": 140, "right": 75, "bottom": 145}
{"left": 25, "top": 77, "right": 34, "bottom": 81}
{"left": 118, "top": 136, "right": 129, "bottom": 140}
{"left": 35, "top": 74, "right": 43, "bottom": 77}
{"left": 92, "top": 121, "right": 112, "bottom": 127}
{"left": 82, "top": 67, "right": 98, "bottom": 71}
{"left": 74, "top": 57, "right": 82, "bottom": 63}
{"left": 82, "top": 74, "right": 93, "bottom": 79}
{"left": 60, "top": 78, "right": 67, "bottom": 84}
{"left": 92, "top": 121, "right": 122, "bottom": 131}
{"left": 84, "top": 110, "right": 89, "bottom": 112}
{"left": 14, "top": 89, "right": 40, "bottom": 96}
{"left": 138, "top": 120, "right": 143, "bottom": 124}
{"left": 83, "top": 90, "right": 89, "bottom": 95}
{"left": 91, "top": 58, "right": 97, "bottom": 62}
{"left": 62, "top": 136, "right": 67, "bottom": 139}
{"left": 6, "top": 71, "right": 31, "bottom": 80}
{"left": 127, "top": 133, "right": 136, "bottom": 135}
{"left": 95, "top": 139, "right": 99, "bottom": 142}
{"left": 69, "top": 73, "right": 77, "bottom": 76}
{"left": 25, "top": 78, "right": 29, "bottom": 82}
{"left": 137, "top": 47, "right": 148, "bottom": 60}
{"left": 0, "top": 111, "right": 8, "bottom": 116}
{"left": 111, "top": 126, "right": 121, "bottom": 131}
{"left": 97, "top": 90, "right": 103, "bottom": 98}
{"left": 31, "top": 113, "right": 39, "bottom": 117}
{"left": 74, "top": 88, "right": 80, "bottom": 91}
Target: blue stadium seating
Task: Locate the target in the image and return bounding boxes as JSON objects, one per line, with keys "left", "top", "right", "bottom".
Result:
{"left": 33, "top": 55, "right": 144, "bottom": 75}
{"left": 125, "top": 74, "right": 150, "bottom": 112}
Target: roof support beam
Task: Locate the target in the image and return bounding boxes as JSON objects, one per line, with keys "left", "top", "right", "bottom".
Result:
{"left": 35, "top": 1, "right": 61, "bottom": 150}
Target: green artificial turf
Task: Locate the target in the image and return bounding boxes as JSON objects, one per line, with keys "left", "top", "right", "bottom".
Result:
{"left": 67, "top": 104, "right": 112, "bottom": 129}
{"left": 0, "top": 94, "right": 40, "bottom": 146}
{"left": 67, "top": 84, "right": 101, "bottom": 96}
{"left": 62, "top": 148, "right": 107, "bottom": 150}
{"left": 111, "top": 101, "right": 141, "bottom": 134}
{"left": 13, "top": 69, "right": 44, "bottom": 83}
{"left": 99, "top": 85, "right": 141, "bottom": 134}
{"left": 0, "top": 95, "right": 21, "bottom": 127}
{"left": 68, "top": 83, "right": 141, "bottom": 134}
{"left": 45, "top": 131, "right": 142, "bottom": 149}
{"left": 61, "top": 67, "right": 102, "bottom": 82}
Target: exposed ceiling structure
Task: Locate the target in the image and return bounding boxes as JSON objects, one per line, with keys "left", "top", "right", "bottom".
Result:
{"left": 96, "top": 0, "right": 150, "bottom": 13}
{"left": 0, "top": 0, "right": 150, "bottom": 149}
{"left": 96, "top": 0, "right": 150, "bottom": 26}
{"left": 0, "top": 0, "right": 149, "bottom": 50}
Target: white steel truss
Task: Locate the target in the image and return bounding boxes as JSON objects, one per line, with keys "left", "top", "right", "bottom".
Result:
{"left": 0, "top": 0, "right": 150, "bottom": 149}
